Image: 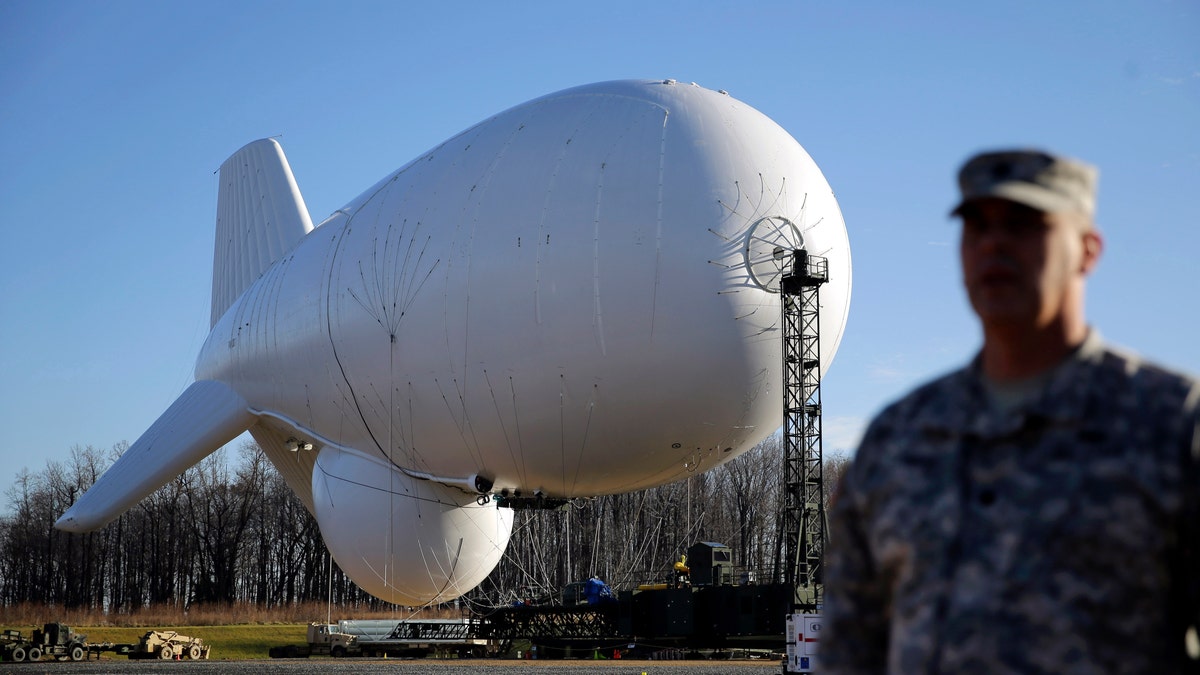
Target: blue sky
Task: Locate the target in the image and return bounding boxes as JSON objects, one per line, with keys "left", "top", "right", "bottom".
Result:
{"left": 1, "top": 1, "right": 1197, "bottom": 499}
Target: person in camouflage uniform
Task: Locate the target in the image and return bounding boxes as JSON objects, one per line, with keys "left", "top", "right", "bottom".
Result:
{"left": 822, "top": 149, "right": 1200, "bottom": 673}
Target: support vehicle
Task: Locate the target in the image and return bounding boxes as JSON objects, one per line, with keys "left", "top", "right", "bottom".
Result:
{"left": 1, "top": 623, "right": 89, "bottom": 662}
{"left": 269, "top": 623, "right": 360, "bottom": 658}
{"left": 126, "top": 630, "right": 210, "bottom": 660}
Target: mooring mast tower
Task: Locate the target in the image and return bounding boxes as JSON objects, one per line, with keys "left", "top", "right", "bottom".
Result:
{"left": 780, "top": 249, "right": 828, "bottom": 612}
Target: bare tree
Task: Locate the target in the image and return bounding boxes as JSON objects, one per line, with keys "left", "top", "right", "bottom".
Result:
{"left": 0, "top": 433, "right": 847, "bottom": 613}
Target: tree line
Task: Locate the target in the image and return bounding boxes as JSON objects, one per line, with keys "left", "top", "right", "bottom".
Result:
{"left": 0, "top": 437, "right": 848, "bottom": 613}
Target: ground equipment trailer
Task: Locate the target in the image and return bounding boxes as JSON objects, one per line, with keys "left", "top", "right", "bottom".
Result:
{"left": 271, "top": 619, "right": 496, "bottom": 658}
{"left": 269, "top": 623, "right": 361, "bottom": 658}
{"left": 126, "top": 630, "right": 211, "bottom": 660}
{"left": 340, "top": 618, "right": 495, "bottom": 658}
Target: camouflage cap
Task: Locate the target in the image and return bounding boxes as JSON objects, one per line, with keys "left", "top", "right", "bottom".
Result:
{"left": 951, "top": 149, "right": 1098, "bottom": 218}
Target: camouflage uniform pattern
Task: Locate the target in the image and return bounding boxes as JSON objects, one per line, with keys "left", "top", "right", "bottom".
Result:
{"left": 823, "top": 331, "right": 1200, "bottom": 674}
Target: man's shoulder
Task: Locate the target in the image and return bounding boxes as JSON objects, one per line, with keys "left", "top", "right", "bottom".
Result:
{"left": 1085, "top": 340, "right": 1199, "bottom": 405}
{"left": 844, "top": 370, "right": 971, "bottom": 492}
{"left": 850, "top": 367, "right": 978, "bottom": 461}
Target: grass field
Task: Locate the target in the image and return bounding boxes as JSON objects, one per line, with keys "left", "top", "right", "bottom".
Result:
{"left": 0, "top": 603, "right": 472, "bottom": 660}
{"left": 0, "top": 623, "right": 530, "bottom": 660}
{"left": 1, "top": 623, "right": 309, "bottom": 660}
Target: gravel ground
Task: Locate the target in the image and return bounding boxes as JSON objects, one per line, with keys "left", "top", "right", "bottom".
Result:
{"left": 2, "top": 657, "right": 784, "bottom": 675}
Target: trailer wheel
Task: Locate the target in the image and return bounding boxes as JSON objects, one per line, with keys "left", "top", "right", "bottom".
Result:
{"left": 27, "top": 647, "right": 41, "bottom": 661}
{"left": 71, "top": 646, "right": 85, "bottom": 661}
{"left": 159, "top": 645, "right": 174, "bottom": 659}
{"left": 10, "top": 646, "right": 26, "bottom": 662}
{"left": 187, "top": 645, "right": 201, "bottom": 660}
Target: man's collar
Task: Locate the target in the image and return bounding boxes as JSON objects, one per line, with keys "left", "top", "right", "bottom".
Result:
{"left": 924, "top": 329, "right": 1103, "bottom": 437}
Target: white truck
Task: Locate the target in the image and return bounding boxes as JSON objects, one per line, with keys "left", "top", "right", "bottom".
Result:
{"left": 269, "top": 623, "right": 360, "bottom": 658}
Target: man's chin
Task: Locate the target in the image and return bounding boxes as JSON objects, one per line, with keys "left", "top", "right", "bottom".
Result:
{"left": 971, "top": 298, "right": 1037, "bottom": 327}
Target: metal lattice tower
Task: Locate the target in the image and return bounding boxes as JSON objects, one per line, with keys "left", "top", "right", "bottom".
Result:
{"left": 780, "top": 249, "right": 828, "bottom": 612}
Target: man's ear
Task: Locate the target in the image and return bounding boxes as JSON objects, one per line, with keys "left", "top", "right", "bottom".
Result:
{"left": 1080, "top": 229, "right": 1103, "bottom": 275}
